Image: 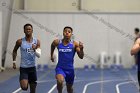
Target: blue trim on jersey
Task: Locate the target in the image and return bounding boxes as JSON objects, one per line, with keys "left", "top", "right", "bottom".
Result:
{"left": 57, "top": 39, "right": 75, "bottom": 69}
{"left": 20, "top": 37, "right": 37, "bottom": 68}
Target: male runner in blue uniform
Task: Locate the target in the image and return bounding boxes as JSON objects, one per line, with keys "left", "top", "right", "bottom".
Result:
{"left": 12, "top": 23, "right": 41, "bottom": 93}
{"left": 134, "top": 28, "right": 140, "bottom": 65}
{"left": 51, "top": 26, "right": 84, "bottom": 93}
{"left": 131, "top": 33, "right": 140, "bottom": 90}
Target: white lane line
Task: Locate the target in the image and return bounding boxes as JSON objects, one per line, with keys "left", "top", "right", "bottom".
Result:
{"left": 12, "top": 70, "right": 51, "bottom": 93}
{"left": 62, "top": 85, "right": 66, "bottom": 92}
{"left": 47, "top": 83, "right": 68, "bottom": 93}
{"left": 82, "top": 79, "right": 123, "bottom": 93}
{"left": 48, "top": 84, "right": 57, "bottom": 93}
{"left": 47, "top": 78, "right": 96, "bottom": 93}
{"left": 12, "top": 88, "right": 21, "bottom": 93}
{"left": 116, "top": 81, "right": 133, "bottom": 93}
{"left": 127, "top": 70, "right": 139, "bottom": 89}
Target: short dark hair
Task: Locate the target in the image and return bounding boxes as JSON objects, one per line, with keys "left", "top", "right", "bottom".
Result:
{"left": 135, "top": 28, "right": 139, "bottom": 33}
{"left": 63, "top": 26, "right": 73, "bottom": 32}
{"left": 24, "top": 23, "right": 33, "bottom": 30}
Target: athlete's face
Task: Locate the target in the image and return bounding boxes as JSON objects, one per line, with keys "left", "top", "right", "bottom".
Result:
{"left": 24, "top": 26, "right": 33, "bottom": 36}
{"left": 63, "top": 28, "right": 72, "bottom": 39}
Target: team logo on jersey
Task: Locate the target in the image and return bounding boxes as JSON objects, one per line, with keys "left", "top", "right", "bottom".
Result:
{"left": 26, "top": 48, "right": 34, "bottom": 55}
{"left": 59, "top": 49, "right": 72, "bottom": 52}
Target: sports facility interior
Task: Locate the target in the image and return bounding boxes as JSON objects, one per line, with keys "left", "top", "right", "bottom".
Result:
{"left": 0, "top": 0, "right": 140, "bottom": 93}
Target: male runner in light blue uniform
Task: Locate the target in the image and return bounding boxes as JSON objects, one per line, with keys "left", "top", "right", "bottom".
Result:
{"left": 12, "top": 23, "right": 41, "bottom": 93}
{"left": 51, "top": 26, "right": 84, "bottom": 93}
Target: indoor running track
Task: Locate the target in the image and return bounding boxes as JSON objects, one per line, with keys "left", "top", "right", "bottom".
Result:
{"left": 0, "top": 68, "right": 139, "bottom": 93}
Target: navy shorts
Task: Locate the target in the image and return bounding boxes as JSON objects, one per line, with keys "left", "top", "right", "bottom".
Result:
{"left": 55, "top": 67, "right": 75, "bottom": 84}
{"left": 20, "top": 67, "right": 37, "bottom": 84}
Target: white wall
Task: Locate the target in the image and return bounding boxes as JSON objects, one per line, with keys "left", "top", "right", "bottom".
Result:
{"left": 82, "top": 0, "right": 140, "bottom": 12}
{"left": 13, "top": 0, "right": 140, "bottom": 12}
{"left": 24, "top": 0, "right": 79, "bottom": 11}
{"left": 1, "top": 0, "right": 14, "bottom": 68}
{"left": 5, "top": 12, "right": 140, "bottom": 68}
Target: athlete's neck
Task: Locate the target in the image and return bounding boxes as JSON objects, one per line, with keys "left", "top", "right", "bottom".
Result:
{"left": 25, "top": 36, "right": 33, "bottom": 43}
{"left": 62, "top": 38, "right": 71, "bottom": 45}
